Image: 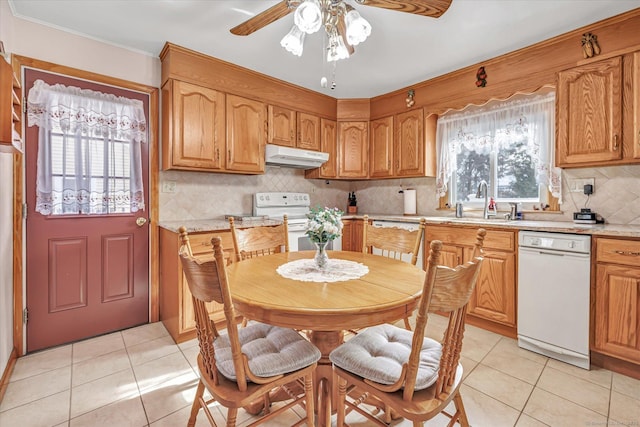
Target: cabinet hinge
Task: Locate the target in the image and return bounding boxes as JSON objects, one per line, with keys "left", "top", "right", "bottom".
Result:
{"left": 22, "top": 203, "right": 27, "bottom": 219}
{"left": 23, "top": 308, "right": 28, "bottom": 324}
{"left": 23, "top": 98, "right": 27, "bottom": 113}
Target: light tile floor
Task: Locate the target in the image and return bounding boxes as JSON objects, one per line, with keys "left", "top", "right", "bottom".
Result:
{"left": 1, "top": 316, "right": 639, "bottom": 427}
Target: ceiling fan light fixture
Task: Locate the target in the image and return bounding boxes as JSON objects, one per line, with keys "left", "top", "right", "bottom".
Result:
{"left": 344, "top": 7, "right": 371, "bottom": 46}
{"left": 326, "top": 29, "right": 350, "bottom": 62}
{"left": 280, "top": 25, "right": 306, "bottom": 56}
{"left": 294, "top": 0, "right": 323, "bottom": 34}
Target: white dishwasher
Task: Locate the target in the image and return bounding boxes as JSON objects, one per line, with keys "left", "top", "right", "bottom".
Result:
{"left": 517, "top": 231, "right": 591, "bottom": 369}
{"left": 371, "top": 220, "right": 424, "bottom": 269}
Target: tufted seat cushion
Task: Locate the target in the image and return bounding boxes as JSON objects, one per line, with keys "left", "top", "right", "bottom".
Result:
{"left": 214, "top": 322, "right": 321, "bottom": 381}
{"left": 329, "top": 323, "right": 442, "bottom": 390}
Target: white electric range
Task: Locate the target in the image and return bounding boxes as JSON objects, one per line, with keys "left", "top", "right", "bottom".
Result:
{"left": 253, "top": 192, "right": 342, "bottom": 251}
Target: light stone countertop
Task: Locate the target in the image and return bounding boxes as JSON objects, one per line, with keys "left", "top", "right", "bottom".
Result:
{"left": 159, "top": 218, "right": 282, "bottom": 233}
{"left": 160, "top": 215, "right": 640, "bottom": 238}
{"left": 343, "top": 214, "right": 640, "bottom": 238}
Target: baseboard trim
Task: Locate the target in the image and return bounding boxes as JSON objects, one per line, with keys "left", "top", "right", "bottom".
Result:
{"left": 465, "top": 315, "right": 517, "bottom": 339}
{"left": 591, "top": 351, "right": 640, "bottom": 380}
{"left": 0, "top": 347, "right": 18, "bottom": 403}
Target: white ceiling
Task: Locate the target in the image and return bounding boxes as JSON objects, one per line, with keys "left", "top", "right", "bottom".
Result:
{"left": 8, "top": 0, "right": 640, "bottom": 98}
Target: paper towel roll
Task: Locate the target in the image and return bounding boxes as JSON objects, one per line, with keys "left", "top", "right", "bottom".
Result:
{"left": 403, "top": 189, "right": 417, "bottom": 215}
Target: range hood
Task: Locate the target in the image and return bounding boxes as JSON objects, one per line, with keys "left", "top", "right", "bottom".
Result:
{"left": 265, "top": 144, "right": 329, "bottom": 169}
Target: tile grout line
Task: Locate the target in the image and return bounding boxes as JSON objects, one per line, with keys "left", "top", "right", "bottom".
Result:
{"left": 123, "top": 330, "right": 152, "bottom": 427}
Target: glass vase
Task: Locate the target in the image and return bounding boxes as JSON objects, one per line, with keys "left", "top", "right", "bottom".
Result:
{"left": 313, "top": 241, "right": 329, "bottom": 269}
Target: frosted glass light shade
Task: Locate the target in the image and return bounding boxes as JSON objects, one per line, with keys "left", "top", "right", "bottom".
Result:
{"left": 345, "top": 9, "right": 371, "bottom": 46}
{"left": 327, "top": 32, "right": 349, "bottom": 62}
{"left": 280, "top": 25, "right": 305, "bottom": 56}
{"left": 294, "top": 0, "right": 322, "bottom": 34}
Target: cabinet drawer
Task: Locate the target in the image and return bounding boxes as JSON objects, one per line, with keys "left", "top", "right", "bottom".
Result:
{"left": 597, "top": 238, "right": 640, "bottom": 266}
{"left": 187, "top": 231, "right": 235, "bottom": 260}
{"left": 425, "top": 226, "right": 515, "bottom": 251}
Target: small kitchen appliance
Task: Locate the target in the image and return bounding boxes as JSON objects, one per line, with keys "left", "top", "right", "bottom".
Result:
{"left": 573, "top": 208, "right": 603, "bottom": 224}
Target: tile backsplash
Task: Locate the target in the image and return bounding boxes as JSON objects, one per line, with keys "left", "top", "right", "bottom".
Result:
{"left": 159, "top": 164, "right": 640, "bottom": 225}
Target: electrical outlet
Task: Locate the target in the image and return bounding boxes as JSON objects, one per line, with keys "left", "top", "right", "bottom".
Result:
{"left": 568, "top": 178, "right": 595, "bottom": 193}
{"left": 162, "top": 181, "right": 176, "bottom": 193}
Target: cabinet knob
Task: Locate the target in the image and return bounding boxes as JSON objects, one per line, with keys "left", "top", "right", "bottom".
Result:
{"left": 613, "top": 134, "right": 619, "bottom": 150}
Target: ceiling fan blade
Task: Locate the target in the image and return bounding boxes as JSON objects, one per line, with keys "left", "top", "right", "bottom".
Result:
{"left": 230, "top": 1, "right": 293, "bottom": 36}
{"left": 357, "top": 0, "right": 452, "bottom": 18}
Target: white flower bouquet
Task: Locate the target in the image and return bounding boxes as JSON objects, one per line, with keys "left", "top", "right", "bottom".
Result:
{"left": 305, "top": 206, "right": 343, "bottom": 244}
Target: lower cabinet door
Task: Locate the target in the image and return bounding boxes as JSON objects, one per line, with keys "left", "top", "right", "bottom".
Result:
{"left": 594, "top": 264, "right": 640, "bottom": 363}
{"left": 465, "top": 248, "right": 516, "bottom": 327}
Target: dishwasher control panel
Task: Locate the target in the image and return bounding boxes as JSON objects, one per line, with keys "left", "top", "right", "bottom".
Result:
{"left": 519, "top": 231, "right": 591, "bottom": 254}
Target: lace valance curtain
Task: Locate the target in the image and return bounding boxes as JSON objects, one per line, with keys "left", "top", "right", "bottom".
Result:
{"left": 27, "top": 79, "right": 147, "bottom": 215}
{"left": 435, "top": 92, "right": 561, "bottom": 201}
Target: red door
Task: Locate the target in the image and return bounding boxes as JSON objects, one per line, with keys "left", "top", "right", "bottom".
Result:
{"left": 25, "top": 69, "right": 150, "bottom": 352}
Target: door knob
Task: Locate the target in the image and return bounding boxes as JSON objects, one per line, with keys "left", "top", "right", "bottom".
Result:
{"left": 136, "top": 217, "right": 147, "bottom": 227}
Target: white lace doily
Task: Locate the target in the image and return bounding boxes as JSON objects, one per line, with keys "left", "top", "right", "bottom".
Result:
{"left": 276, "top": 259, "right": 369, "bottom": 283}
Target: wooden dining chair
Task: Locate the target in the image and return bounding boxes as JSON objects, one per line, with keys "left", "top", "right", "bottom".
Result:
{"left": 229, "top": 215, "right": 289, "bottom": 262}
{"left": 330, "top": 228, "right": 486, "bottom": 427}
{"left": 361, "top": 215, "right": 427, "bottom": 330}
{"left": 229, "top": 215, "right": 290, "bottom": 326}
{"left": 178, "top": 227, "right": 321, "bottom": 427}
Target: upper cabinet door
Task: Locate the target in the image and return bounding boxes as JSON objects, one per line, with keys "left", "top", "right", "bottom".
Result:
{"left": 297, "top": 112, "right": 321, "bottom": 151}
{"left": 164, "top": 80, "right": 225, "bottom": 171}
{"left": 369, "top": 116, "right": 394, "bottom": 178}
{"left": 395, "top": 109, "right": 424, "bottom": 176}
{"left": 319, "top": 118, "right": 338, "bottom": 178}
{"left": 268, "top": 105, "right": 296, "bottom": 147}
{"left": 338, "top": 121, "right": 368, "bottom": 178}
{"left": 557, "top": 56, "right": 623, "bottom": 167}
{"left": 226, "top": 94, "right": 266, "bottom": 173}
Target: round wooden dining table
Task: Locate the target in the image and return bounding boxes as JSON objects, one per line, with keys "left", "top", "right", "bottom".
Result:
{"left": 226, "top": 250, "right": 426, "bottom": 427}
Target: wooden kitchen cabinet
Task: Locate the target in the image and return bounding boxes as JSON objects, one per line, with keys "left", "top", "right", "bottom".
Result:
{"left": 268, "top": 106, "right": 321, "bottom": 152}
{"left": 304, "top": 118, "right": 337, "bottom": 179}
{"left": 159, "top": 228, "right": 235, "bottom": 342}
{"left": 268, "top": 105, "right": 296, "bottom": 147}
{"left": 341, "top": 218, "right": 364, "bottom": 252}
{"left": 425, "top": 225, "right": 517, "bottom": 336}
{"left": 162, "top": 79, "right": 225, "bottom": 171}
{"left": 369, "top": 116, "right": 394, "bottom": 178}
{"left": 0, "top": 58, "right": 22, "bottom": 153}
{"left": 395, "top": 109, "right": 424, "bottom": 177}
{"left": 593, "top": 237, "right": 640, "bottom": 365}
{"left": 226, "top": 94, "right": 266, "bottom": 173}
{"left": 338, "top": 121, "right": 368, "bottom": 179}
{"left": 556, "top": 53, "right": 640, "bottom": 167}
{"left": 369, "top": 110, "right": 436, "bottom": 179}
{"left": 297, "top": 112, "right": 321, "bottom": 151}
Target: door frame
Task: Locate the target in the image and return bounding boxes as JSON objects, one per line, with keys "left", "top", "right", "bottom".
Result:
{"left": 11, "top": 55, "right": 160, "bottom": 356}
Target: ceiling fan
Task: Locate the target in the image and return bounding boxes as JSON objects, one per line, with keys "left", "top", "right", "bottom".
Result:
{"left": 230, "top": 0, "right": 453, "bottom": 37}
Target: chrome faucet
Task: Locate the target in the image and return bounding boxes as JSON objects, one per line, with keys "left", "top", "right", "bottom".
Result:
{"left": 476, "top": 180, "right": 494, "bottom": 219}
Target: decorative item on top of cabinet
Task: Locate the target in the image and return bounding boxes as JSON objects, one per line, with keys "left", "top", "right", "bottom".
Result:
{"left": 425, "top": 225, "right": 517, "bottom": 337}
{"left": 0, "top": 57, "right": 22, "bottom": 153}
{"left": 593, "top": 237, "right": 640, "bottom": 370}
{"left": 581, "top": 32, "right": 601, "bottom": 59}
{"left": 405, "top": 89, "right": 415, "bottom": 108}
{"left": 475, "top": 66, "right": 487, "bottom": 88}
{"left": 338, "top": 121, "right": 368, "bottom": 179}
{"left": 162, "top": 79, "right": 225, "bottom": 171}
{"left": 226, "top": 94, "right": 266, "bottom": 173}
{"left": 305, "top": 118, "right": 337, "bottom": 179}
{"left": 556, "top": 56, "right": 625, "bottom": 167}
